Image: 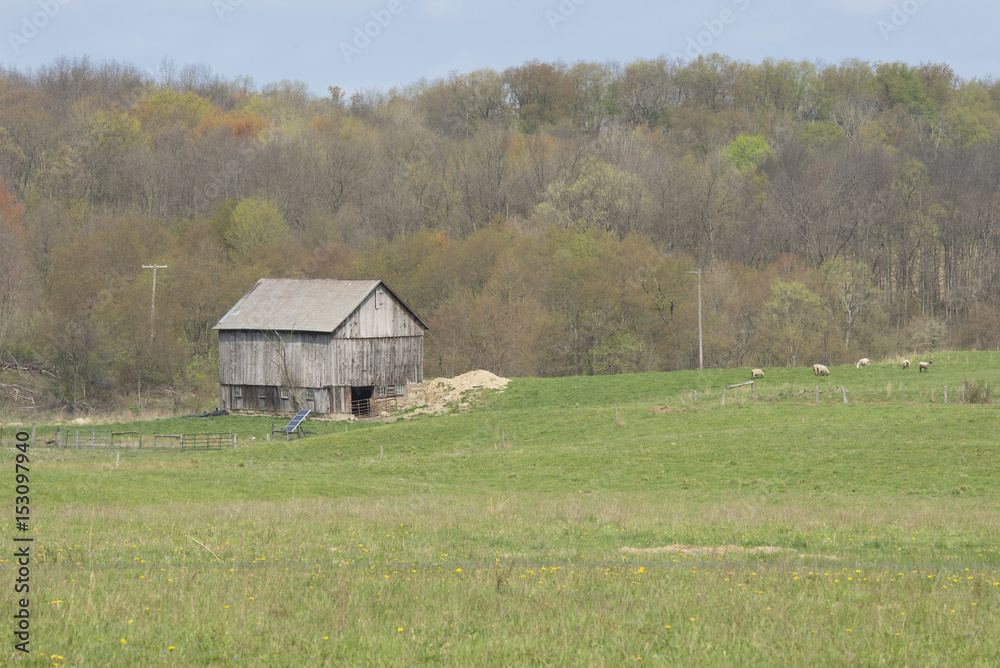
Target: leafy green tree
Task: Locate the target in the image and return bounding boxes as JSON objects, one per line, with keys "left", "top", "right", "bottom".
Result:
{"left": 725, "top": 134, "right": 773, "bottom": 171}
{"left": 223, "top": 196, "right": 290, "bottom": 263}
{"left": 875, "top": 62, "right": 935, "bottom": 117}
{"left": 944, "top": 83, "right": 1000, "bottom": 149}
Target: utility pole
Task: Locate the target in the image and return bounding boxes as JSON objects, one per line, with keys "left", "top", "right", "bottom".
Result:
{"left": 142, "top": 264, "right": 168, "bottom": 340}
{"left": 140, "top": 264, "right": 167, "bottom": 410}
{"left": 685, "top": 268, "right": 711, "bottom": 371}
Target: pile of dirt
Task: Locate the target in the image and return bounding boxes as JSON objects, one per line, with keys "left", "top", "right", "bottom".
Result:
{"left": 415, "top": 370, "right": 510, "bottom": 415}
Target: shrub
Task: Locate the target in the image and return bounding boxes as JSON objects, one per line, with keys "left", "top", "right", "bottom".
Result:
{"left": 962, "top": 379, "right": 992, "bottom": 404}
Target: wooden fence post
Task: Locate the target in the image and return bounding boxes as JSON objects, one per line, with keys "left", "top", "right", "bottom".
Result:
{"left": 815, "top": 386, "right": 819, "bottom": 403}
{"left": 944, "top": 386, "right": 948, "bottom": 404}
{"left": 841, "top": 387, "right": 847, "bottom": 404}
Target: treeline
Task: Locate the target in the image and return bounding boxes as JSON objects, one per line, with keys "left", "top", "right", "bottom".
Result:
{"left": 0, "top": 55, "right": 999, "bottom": 412}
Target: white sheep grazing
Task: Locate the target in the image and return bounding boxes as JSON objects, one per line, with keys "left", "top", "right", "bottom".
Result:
{"left": 902, "top": 359, "right": 910, "bottom": 369}
{"left": 918, "top": 361, "right": 932, "bottom": 372}
{"left": 813, "top": 364, "right": 830, "bottom": 376}
{"left": 751, "top": 368, "right": 764, "bottom": 379}
{"left": 856, "top": 358, "right": 870, "bottom": 368}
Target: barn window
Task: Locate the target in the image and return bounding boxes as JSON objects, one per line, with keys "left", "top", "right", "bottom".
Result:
{"left": 234, "top": 387, "right": 242, "bottom": 399}
{"left": 396, "top": 384, "right": 406, "bottom": 397}
{"left": 306, "top": 389, "right": 315, "bottom": 402}
{"left": 279, "top": 388, "right": 290, "bottom": 400}
{"left": 375, "top": 288, "right": 385, "bottom": 309}
{"left": 377, "top": 385, "right": 387, "bottom": 397}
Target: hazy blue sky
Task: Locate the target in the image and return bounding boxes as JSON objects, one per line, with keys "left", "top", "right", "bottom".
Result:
{"left": 1, "top": 0, "right": 996, "bottom": 96}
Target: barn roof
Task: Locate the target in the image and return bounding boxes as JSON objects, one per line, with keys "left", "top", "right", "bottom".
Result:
{"left": 213, "top": 278, "right": 428, "bottom": 333}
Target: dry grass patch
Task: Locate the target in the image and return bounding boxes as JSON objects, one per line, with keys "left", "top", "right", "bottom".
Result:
{"left": 649, "top": 405, "right": 698, "bottom": 414}
{"left": 619, "top": 544, "right": 787, "bottom": 556}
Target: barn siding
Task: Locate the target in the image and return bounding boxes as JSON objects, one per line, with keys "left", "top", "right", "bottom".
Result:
{"left": 330, "top": 336, "right": 423, "bottom": 387}
{"left": 219, "top": 384, "right": 333, "bottom": 413}
{"left": 219, "top": 331, "right": 332, "bottom": 387}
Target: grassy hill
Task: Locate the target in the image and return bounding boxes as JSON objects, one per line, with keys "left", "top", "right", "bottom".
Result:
{"left": 4, "top": 353, "right": 1000, "bottom": 665}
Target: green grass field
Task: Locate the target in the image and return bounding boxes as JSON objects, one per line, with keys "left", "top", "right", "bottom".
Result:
{"left": 4, "top": 352, "right": 1000, "bottom": 666}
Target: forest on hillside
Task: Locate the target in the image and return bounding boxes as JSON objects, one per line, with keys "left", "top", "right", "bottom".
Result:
{"left": 1, "top": 54, "right": 999, "bottom": 413}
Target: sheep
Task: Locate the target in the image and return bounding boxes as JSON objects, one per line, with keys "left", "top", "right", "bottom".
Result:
{"left": 856, "top": 358, "right": 870, "bottom": 368}
{"left": 918, "top": 361, "right": 932, "bottom": 372}
{"left": 751, "top": 368, "right": 765, "bottom": 379}
{"left": 902, "top": 359, "right": 910, "bottom": 369}
{"left": 813, "top": 364, "right": 830, "bottom": 376}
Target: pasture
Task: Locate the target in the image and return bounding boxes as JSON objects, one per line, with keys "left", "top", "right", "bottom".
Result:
{"left": 3, "top": 352, "right": 1000, "bottom": 666}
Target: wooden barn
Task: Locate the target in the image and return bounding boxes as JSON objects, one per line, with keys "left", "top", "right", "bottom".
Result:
{"left": 214, "top": 278, "right": 428, "bottom": 415}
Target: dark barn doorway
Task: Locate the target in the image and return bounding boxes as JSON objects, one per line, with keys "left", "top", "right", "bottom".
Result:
{"left": 350, "top": 386, "right": 374, "bottom": 417}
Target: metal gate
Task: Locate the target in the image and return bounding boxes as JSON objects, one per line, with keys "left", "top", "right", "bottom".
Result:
{"left": 57, "top": 429, "right": 113, "bottom": 448}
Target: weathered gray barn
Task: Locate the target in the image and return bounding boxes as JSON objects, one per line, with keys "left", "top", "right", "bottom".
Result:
{"left": 214, "top": 278, "right": 428, "bottom": 415}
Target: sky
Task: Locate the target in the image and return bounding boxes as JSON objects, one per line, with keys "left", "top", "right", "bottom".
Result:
{"left": 0, "top": 0, "right": 997, "bottom": 97}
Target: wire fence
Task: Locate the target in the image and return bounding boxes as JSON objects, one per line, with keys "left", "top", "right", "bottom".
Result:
{"left": 49, "top": 429, "right": 236, "bottom": 450}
